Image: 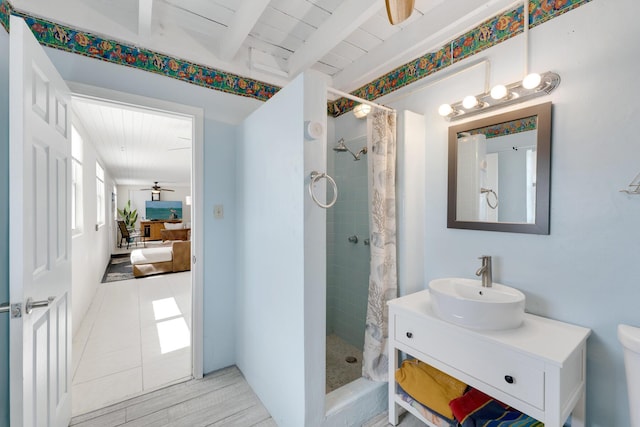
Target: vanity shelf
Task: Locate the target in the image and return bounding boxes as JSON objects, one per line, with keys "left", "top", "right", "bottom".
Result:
{"left": 388, "top": 290, "right": 591, "bottom": 427}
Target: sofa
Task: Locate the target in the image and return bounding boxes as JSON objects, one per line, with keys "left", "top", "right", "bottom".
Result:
{"left": 130, "top": 240, "right": 191, "bottom": 278}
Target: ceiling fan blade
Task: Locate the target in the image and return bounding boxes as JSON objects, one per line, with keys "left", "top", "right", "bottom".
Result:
{"left": 385, "top": 0, "right": 415, "bottom": 25}
{"left": 139, "top": 181, "right": 175, "bottom": 192}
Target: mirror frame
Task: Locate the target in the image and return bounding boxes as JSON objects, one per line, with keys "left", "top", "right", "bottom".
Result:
{"left": 447, "top": 102, "right": 552, "bottom": 234}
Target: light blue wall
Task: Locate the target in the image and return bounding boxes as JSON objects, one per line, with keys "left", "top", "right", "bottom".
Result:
{"left": 201, "top": 120, "right": 237, "bottom": 373}
{"left": 0, "top": 25, "right": 10, "bottom": 427}
{"left": 235, "top": 71, "right": 330, "bottom": 427}
{"left": 383, "top": 1, "right": 640, "bottom": 425}
{"left": 236, "top": 74, "right": 306, "bottom": 426}
{"left": 3, "top": 2, "right": 637, "bottom": 425}
{"left": 301, "top": 72, "right": 329, "bottom": 426}
{"left": 41, "top": 47, "right": 247, "bottom": 372}
{"left": 326, "top": 125, "right": 370, "bottom": 350}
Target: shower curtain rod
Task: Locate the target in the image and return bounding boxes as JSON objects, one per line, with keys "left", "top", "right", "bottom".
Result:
{"left": 327, "top": 87, "right": 395, "bottom": 112}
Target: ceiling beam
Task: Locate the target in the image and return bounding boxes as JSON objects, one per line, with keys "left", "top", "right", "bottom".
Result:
{"left": 287, "top": 0, "right": 383, "bottom": 78}
{"left": 218, "top": 0, "right": 272, "bottom": 62}
{"left": 138, "top": 0, "right": 153, "bottom": 38}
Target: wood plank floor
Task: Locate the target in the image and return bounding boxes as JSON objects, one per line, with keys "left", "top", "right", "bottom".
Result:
{"left": 69, "top": 366, "right": 276, "bottom": 427}
{"left": 363, "top": 412, "right": 424, "bottom": 427}
{"left": 70, "top": 364, "right": 423, "bottom": 426}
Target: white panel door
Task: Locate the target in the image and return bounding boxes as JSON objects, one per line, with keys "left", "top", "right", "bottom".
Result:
{"left": 9, "top": 16, "right": 72, "bottom": 427}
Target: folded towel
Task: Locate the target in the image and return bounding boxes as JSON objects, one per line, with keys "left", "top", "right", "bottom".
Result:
{"left": 397, "top": 386, "right": 457, "bottom": 427}
{"left": 395, "top": 359, "right": 467, "bottom": 419}
{"left": 449, "top": 388, "right": 544, "bottom": 427}
{"left": 449, "top": 387, "right": 497, "bottom": 422}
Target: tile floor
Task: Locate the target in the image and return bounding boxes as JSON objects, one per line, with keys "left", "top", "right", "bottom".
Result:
{"left": 326, "top": 334, "right": 363, "bottom": 393}
{"left": 71, "top": 271, "right": 192, "bottom": 416}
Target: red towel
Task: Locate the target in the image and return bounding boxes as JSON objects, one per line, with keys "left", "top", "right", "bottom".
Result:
{"left": 449, "top": 388, "right": 506, "bottom": 423}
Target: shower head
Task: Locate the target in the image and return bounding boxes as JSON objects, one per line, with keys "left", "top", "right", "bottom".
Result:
{"left": 333, "top": 138, "right": 349, "bottom": 152}
{"left": 334, "top": 138, "right": 368, "bottom": 160}
{"left": 353, "top": 147, "right": 368, "bottom": 161}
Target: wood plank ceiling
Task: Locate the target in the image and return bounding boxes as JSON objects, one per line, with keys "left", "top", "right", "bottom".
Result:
{"left": 72, "top": 97, "right": 193, "bottom": 187}
{"left": 12, "top": 0, "right": 516, "bottom": 91}
{"left": 10, "top": 0, "right": 516, "bottom": 186}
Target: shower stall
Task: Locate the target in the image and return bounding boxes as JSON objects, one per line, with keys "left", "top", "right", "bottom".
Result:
{"left": 326, "top": 134, "right": 370, "bottom": 393}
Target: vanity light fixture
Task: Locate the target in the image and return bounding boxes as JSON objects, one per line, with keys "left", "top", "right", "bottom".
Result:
{"left": 438, "top": 103, "right": 454, "bottom": 116}
{"left": 490, "top": 84, "right": 509, "bottom": 100}
{"left": 522, "top": 72, "right": 542, "bottom": 90}
{"left": 438, "top": 71, "right": 560, "bottom": 122}
{"left": 462, "top": 95, "right": 479, "bottom": 109}
{"left": 353, "top": 103, "right": 372, "bottom": 119}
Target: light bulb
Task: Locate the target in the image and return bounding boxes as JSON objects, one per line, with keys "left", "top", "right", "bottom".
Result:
{"left": 490, "top": 84, "right": 508, "bottom": 100}
{"left": 462, "top": 95, "right": 478, "bottom": 109}
{"left": 353, "top": 103, "right": 371, "bottom": 119}
{"left": 438, "top": 104, "right": 453, "bottom": 116}
{"left": 522, "top": 73, "right": 542, "bottom": 89}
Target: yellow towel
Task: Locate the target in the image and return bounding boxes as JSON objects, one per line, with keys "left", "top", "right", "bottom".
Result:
{"left": 395, "top": 359, "right": 467, "bottom": 419}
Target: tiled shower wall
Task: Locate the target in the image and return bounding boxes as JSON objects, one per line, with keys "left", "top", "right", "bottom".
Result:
{"left": 326, "top": 135, "right": 370, "bottom": 351}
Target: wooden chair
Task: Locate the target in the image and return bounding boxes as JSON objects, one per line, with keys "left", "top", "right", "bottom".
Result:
{"left": 117, "top": 220, "right": 141, "bottom": 249}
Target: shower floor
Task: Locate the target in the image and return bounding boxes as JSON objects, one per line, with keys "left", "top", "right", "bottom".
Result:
{"left": 326, "top": 334, "right": 363, "bottom": 393}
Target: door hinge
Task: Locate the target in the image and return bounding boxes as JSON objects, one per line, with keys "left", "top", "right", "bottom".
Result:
{"left": 11, "top": 303, "right": 22, "bottom": 318}
{"left": 192, "top": 255, "right": 196, "bottom": 264}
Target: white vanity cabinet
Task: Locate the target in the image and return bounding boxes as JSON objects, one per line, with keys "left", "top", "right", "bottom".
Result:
{"left": 388, "top": 290, "right": 590, "bottom": 427}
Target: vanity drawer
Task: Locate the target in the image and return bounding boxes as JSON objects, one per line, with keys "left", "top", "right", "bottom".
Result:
{"left": 394, "top": 314, "right": 545, "bottom": 410}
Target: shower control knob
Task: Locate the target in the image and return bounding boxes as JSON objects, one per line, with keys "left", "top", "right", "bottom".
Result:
{"left": 406, "top": 332, "right": 413, "bottom": 339}
{"left": 504, "top": 375, "right": 514, "bottom": 384}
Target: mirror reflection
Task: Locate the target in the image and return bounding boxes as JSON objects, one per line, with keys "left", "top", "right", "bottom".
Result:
{"left": 456, "top": 115, "right": 538, "bottom": 223}
{"left": 447, "top": 103, "right": 551, "bottom": 234}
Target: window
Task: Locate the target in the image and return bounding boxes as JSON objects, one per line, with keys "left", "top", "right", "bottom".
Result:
{"left": 113, "top": 185, "right": 118, "bottom": 221}
{"left": 96, "top": 161, "right": 105, "bottom": 226}
{"left": 71, "top": 126, "right": 83, "bottom": 233}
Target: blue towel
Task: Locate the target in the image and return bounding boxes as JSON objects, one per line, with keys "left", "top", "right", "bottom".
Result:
{"left": 459, "top": 399, "right": 543, "bottom": 427}
{"left": 450, "top": 387, "right": 543, "bottom": 427}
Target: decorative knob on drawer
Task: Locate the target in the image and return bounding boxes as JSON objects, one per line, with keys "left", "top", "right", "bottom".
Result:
{"left": 406, "top": 332, "right": 413, "bottom": 338}
{"left": 504, "top": 375, "right": 514, "bottom": 384}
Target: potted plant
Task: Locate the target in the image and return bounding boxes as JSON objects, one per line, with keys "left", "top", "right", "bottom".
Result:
{"left": 118, "top": 200, "right": 138, "bottom": 230}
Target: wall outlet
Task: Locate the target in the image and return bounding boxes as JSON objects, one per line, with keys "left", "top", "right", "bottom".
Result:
{"left": 214, "top": 204, "right": 224, "bottom": 219}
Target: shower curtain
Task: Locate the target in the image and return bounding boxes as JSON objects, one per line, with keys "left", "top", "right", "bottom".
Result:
{"left": 362, "top": 109, "right": 397, "bottom": 382}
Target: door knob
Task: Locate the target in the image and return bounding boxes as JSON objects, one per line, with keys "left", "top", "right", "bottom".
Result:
{"left": 25, "top": 297, "right": 55, "bottom": 314}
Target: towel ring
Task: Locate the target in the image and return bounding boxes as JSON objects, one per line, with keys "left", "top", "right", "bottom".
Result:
{"left": 309, "top": 171, "right": 338, "bottom": 209}
{"left": 480, "top": 187, "right": 499, "bottom": 209}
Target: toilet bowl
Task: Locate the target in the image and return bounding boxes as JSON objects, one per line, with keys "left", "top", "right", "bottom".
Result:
{"left": 618, "top": 324, "right": 640, "bottom": 427}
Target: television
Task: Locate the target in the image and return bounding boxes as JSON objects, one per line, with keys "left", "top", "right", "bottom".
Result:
{"left": 145, "top": 200, "right": 182, "bottom": 220}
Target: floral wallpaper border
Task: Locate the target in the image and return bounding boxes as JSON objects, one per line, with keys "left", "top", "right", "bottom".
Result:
{"left": 329, "top": 0, "right": 592, "bottom": 117}
{"left": 464, "top": 115, "right": 537, "bottom": 140}
{"left": 1, "top": 0, "right": 591, "bottom": 114}
{"left": 0, "top": 0, "right": 10, "bottom": 33}
{"left": 2, "top": 3, "right": 280, "bottom": 102}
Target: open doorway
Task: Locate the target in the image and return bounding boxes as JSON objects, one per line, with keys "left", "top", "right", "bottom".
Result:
{"left": 67, "top": 88, "right": 203, "bottom": 416}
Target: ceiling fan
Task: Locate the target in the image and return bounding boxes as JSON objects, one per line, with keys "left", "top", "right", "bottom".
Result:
{"left": 385, "top": 0, "right": 415, "bottom": 25}
{"left": 140, "top": 181, "right": 175, "bottom": 193}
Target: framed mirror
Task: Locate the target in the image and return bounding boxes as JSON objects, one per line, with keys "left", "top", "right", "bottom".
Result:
{"left": 447, "top": 102, "right": 551, "bottom": 234}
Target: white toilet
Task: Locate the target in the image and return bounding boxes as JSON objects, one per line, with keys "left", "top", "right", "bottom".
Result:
{"left": 618, "top": 324, "right": 640, "bottom": 427}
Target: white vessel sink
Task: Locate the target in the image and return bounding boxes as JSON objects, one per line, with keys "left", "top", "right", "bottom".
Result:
{"left": 428, "top": 278, "right": 525, "bottom": 330}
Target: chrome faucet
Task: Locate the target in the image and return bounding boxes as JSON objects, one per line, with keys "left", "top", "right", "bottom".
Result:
{"left": 475, "top": 255, "right": 493, "bottom": 287}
